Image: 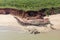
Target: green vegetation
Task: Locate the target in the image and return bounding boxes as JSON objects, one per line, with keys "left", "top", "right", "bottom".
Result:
{"left": 0, "top": 0, "right": 60, "bottom": 11}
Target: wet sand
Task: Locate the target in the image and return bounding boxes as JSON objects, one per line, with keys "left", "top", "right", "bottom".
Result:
{"left": 0, "top": 25, "right": 59, "bottom": 40}
{"left": 0, "top": 30, "right": 60, "bottom": 40}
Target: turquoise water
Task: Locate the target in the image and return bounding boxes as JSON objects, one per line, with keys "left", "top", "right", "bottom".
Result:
{"left": 0, "top": 30, "right": 60, "bottom": 40}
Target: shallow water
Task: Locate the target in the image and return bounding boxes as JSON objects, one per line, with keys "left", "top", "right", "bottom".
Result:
{"left": 0, "top": 30, "right": 60, "bottom": 40}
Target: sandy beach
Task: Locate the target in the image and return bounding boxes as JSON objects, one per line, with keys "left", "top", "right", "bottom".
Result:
{"left": 49, "top": 14, "right": 60, "bottom": 29}
{"left": 0, "top": 14, "right": 60, "bottom": 32}
{"left": 0, "top": 14, "right": 60, "bottom": 40}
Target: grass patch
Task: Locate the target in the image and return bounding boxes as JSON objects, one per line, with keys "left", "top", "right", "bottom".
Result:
{"left": 0, "top": 0, "right": 60, "bottom": 11}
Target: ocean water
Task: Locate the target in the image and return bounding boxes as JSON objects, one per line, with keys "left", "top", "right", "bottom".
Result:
{"left": 0, "top": 30, "right": 60, "bottom": 40}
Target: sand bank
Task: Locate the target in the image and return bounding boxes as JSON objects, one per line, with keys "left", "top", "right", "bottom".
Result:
{"left": 0, "top": 14, "right": 60, "bottom": 33}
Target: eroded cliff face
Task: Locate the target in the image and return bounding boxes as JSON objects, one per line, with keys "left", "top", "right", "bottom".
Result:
{"left": 0, "top": 8, "right": 24, "bottom": 17}
{"left": 0, "top": 8, "right": 57, "bottom": 34}
{"left": 0, "top": 8, "right": 48, "bottom": 24}
{"left": 0, "top": 8, "right": 46, "bottom": 18}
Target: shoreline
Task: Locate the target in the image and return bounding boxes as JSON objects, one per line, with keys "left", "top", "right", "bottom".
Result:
{"left": 0, "top": 14, "right": 60, "bottom": 34}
